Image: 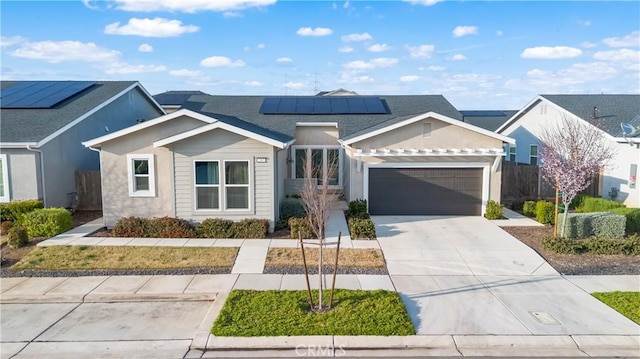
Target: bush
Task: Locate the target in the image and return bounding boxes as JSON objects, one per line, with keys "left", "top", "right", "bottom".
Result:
{"left": 278, "top": 198, "right": 306, "bottom": 229}
{"left": 0, "top": 200, "right": 44, "bottom": 222}
{"left": 559, "top": 212, "right": 626, "bottom": 239}
{"left": 231, "top": 219, "right": 269, "bottom": 239}
{"left": 570, "top": 194, "right": 588, "bottom": 210}
{"left": 576, "top": 196, "right": 625, "bottom": 213}
{"left": 536, "top": 200, "right": 555, "bottom": 225}
{"left": 543, "top": 235, "right": 639, "bottom": 255}
{"left": 610, "top": 208, "right": 640, "bottom": 233}
{"left": 21, "top": 208, "right": 72, "bottom": 237}
{"left": 197, "top": 218, "right": 234, "bottom": 238}
{"left": 348, "top": 199, "right": 368, "bottom": 218}
{"left": 348, "top": 217, "right": 376, "bottom": 239}
{"left": 1, "top": 221, "right": 13, "bottom": 236}
{"left": 523, "top": 201, "right": 537, "bottom": 217}
{"left": 7, "top": 226, "right": 28, "bottom": 248}
{"left": 289, "top": 218, "right": 314, "bottom": 239}
{"left": 112, "top": 216, "right": 148, "bottom": 237}
{"left": 146, "top": 217, "right": 195, "bottom": 238}
{"left": 484, "top": 200, "right": 503, "bottom": 220}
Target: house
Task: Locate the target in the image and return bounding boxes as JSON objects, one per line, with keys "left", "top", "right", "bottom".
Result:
{"left": 83, "top": 93, "right": 514, "bottom": 229}
{"left": 153, "top": 90, "right": 208, "bottom": 114}
{"left": 0, "top": 81, "right": 165, "bottom": 208}
{"left": 497, "top": 94, "right": 640, "bottom": 207}
{"left": 460, "top": 110, "right": 518, "bottom": 132}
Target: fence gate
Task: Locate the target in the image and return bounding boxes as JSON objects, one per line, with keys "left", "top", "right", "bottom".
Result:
{"left": 75, "top": 171, "right": 102, "bottom": 211}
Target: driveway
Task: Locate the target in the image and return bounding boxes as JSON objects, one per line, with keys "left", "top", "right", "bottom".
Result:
{"left": 373, "top": 215, "right": 640, "bottom": 336}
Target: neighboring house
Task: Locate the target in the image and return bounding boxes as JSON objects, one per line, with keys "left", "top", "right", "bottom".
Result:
{"left": 0, "top": 81, "right": 165, "bottom": 207}
{"left": 460, "top": 110, "right": 518, "bottom": 132}
{"left": 497, "top": 94, "right": 640, "bottom": 207}
{"left": 84, "top": 93, "right": 514, "bottom": 229}
{"left": 153, "top": 90, "right": 208, "bottom": 114}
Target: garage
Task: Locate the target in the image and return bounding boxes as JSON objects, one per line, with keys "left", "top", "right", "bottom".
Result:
{"left": 368, "top": 167, "right": 483, "bottom": 215}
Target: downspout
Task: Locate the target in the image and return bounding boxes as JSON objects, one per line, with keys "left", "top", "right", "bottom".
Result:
{"left": 26, "top": 145, "right": 46, "bottom": 207}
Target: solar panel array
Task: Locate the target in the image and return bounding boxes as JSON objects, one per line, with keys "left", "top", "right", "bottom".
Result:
{"left": 460, "top": 110, "right": 506, "bottom": 117}
{"left": 259, "top": 97, "right": 388, "bottom": 114}
{"left": 1, "top": 81, "right": 96, "bottom": 109}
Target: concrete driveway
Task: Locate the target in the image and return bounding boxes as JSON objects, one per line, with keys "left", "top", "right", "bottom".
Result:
{"left": 373, "top": 215, "right": 640, "bottom": 336}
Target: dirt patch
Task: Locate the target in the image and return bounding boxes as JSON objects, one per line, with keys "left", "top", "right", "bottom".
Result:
{"left": 502, "top": 226, "right": 640, "bottom": 275}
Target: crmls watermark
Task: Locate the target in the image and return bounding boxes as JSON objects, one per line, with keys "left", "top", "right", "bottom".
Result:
{"left": 295, "top": 344, "right": 346, "bottom": 357}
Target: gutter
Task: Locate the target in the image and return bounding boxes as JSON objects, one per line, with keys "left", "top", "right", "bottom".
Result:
{"left": 26, "top": 145, "right": 47, "bottom": 207}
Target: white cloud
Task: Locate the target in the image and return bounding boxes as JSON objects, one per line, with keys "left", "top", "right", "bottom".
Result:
{"left": 526, "top": 62, "right": 617, "bottom": 86}
{"left": 276, "top": 57, "right": 293, "bottom": 63}
{"left": 367, "top": 43, "right": 391, "bottom": 52}
{"left": 283, "top": 81, "right": 307, "bottom": 89}
{"left": 452, "top": 26, "right": 478, "bottom": 38}
{"left": 341, "top": 32, "right": 372, "bottom": 42}
{"left": 103, "top": 63, "right": 167, "bottom": 74}
{"left": 400, "top": 75, "right": 420, "bottom": 82}
{"left": 593, "top": 49, "right": 640, "bottom": 62}
{"left": 407, "top": 44, "right": 435, "bottom": 59}
{"left": 578, "top": 19, "right": 592, "bottom": 26}
{"left": 169, "top": 69, "right": 203, "bottom": 77}
{"left": 244, "top": 81, "right": 263, "bottom": 86}
{"left": 343, "top": 57, "right": 398, "bottom": 70}
{"left": 426, "top": 65, "right": 445, "bottom": 71}
{"left": 104, "top": 18, "right": 199, "bottom": 37}
{"left": 0, "top": 36, "right": 26, "bottom": 47}
{"left": 582, "top": 41, "right": 597, "bottom": 49}
{"left": 603, "top": 31, "right": 640, "bottom": 48}
{"left": 520, "top": 46, "right": 583, "bottom": 59}
{"left": 112, "top": 0, "right": 276, "bottom": 13}
{"left": 223, "top": 11, "right": 242, "bottom": 18}
{"left": 402, "top": 0, "right": 443, "bottom": 6}
{"left": 337, "top": 72, "right": 375, "bottom": 84}
{"left": 200, "top": 55, "right": 246, "bottom": 68}
{"left": 138, "top": 43, "right": 153, "bottom": 52}
{"left": 297, "top": 27, "right": 333, "bottom": 37}
{"left": 257, "top": 43, "right": 266, "bottom": 49}
{"left": 496, "top": 30, "right": 503, "bottom": 37}
{"left": 338, "top": 46, "right": 354, "bottom": 53}
{"left": 451, "top": 54, "right": 467, "bottom": 61}
{"left": 11, "top": 40, "right": 120, "bottom": 63}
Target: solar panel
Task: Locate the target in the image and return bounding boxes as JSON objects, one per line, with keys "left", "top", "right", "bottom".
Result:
{"left": 258, "top": 96, "right": 388, "bottom": 115}
{"left": 347, "top": 98, "right": 366, "bottom": 113}
{"left": 296, "top": 98, "right": 314, "bottom": 113}
{"left": 1, "top": 81, "right": 95, "bottom": 109}
{"left": 331, "top": 98, "right": 349, "bottom": 113}
{"left": 460, "top": 110, "right": 506, "bottom": 117}
{"left": 259, "top": 98, "right": 280, "bottom": 113}
{"left": 313, "top": 98, "right": 331, "bottom": 113}
{"left": 364, "top": 97, "right": 387, "bottom": 113}
{"left": 279, "top": 98, "right": 297, "bottom": 113}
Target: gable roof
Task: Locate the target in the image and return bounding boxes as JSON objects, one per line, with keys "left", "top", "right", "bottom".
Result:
{"left": 0, "top": 81, "right": 164, "bottom": 146}
{"left": 153, "top": 90, "right": 208, "bottom": 106}
{"left": 497, "top": 94, "right": 640, "bottom": 137}
{"left": 460, "top": 110, "right": 517, "bottom": 131}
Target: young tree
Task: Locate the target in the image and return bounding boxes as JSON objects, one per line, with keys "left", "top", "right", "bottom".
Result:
{"left": 538, "top": 116, "right": 617, "bottom": 237}
{"left": 300, "top": 148, "right": 341, "bottom": 311}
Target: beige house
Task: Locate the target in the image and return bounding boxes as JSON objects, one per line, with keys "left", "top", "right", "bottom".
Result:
{"left": 84, "top": 93, "right": 514, "bottom": 229}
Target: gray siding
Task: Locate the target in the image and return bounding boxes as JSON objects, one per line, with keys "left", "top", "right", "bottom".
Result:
{"left": 172, "top": 129, "right": 275, "bottom": 229}
{"left": 1, "top": 149, "right": 41, "bottom": 201}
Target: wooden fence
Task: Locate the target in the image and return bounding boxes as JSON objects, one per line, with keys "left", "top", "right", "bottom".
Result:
{"left": 75, "top": 171, "right": 102, "bottom": 211}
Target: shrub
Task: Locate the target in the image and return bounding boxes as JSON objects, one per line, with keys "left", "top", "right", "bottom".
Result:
{"left": 231, "top": 219, "right": 269, "bottom": 239}
{"left": 278, "top": 198, "right": 306, "bottom": 229}
{"left": 610, "top": 208, "right": 640, "bottom": 233}
{"left": 7, "top": 226, "right": 28, "bottom": 248}
{"left": 484, "top": 200, "right": 503, "bottom": 220}
{"left": 1, "top": 221, "right": 13, "bottom": 236}
{"left": 0, "top": 200, "right": 44, "bottom": 222}
{"left": 20, "top": 208, "right": 72, "bottom": 237}
{"left": 559, "top": 212, "right": 626, "bottom": 239}
{"left": 146, "top": 217, "right": 195, "bottom": 238}
{"left": 289, "top": 218, "right": 314, "bottom": 239}
{"left": 197, "top": 218, "right": 234, "bottom": 238}
{"left": 542, "top": 236, "right": 585, "bottom": 254}
{"left": 112, "top": 216, "right": 148, "bottom": 237}
{"left": 576, "top": 196, "right": 625, "bottom": 213}
{"left": 348, "top": 217, "right": 376, "bottom": 239}
{"left": 542, "top": 235, "right": 639, "bottom": 255}
{"left": 535, "top": 200, "right": 555, "bottom": 225}
{"left": 348, "top": 199, "right": 368, "bottom": 218}
{"left": 522, "top": 201, "right": 537, "bottom": 217}
{"left": 570, "top": 194, "right": 588, "bottom": 210}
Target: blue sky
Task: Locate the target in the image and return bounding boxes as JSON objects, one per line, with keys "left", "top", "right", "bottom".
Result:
{"left": 1, "top": 0, "right": 639, "bottom": 109}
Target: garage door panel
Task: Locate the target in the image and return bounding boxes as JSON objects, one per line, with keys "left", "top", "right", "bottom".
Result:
{"left": 368, "top": 167, "right": 482, "bottom": 215}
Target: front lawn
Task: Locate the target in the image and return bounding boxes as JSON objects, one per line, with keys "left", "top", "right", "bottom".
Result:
{"left": 12, "top": 246, "right": 238, "bottom": 270}
{"left": 592, "top": 291, "right": 640, "bottom": 324}
{"left": 265, "top": 248, "right": 386, "bottom": 268}
{"left": 211, "top": 289, "right": 414, "bottom": 336}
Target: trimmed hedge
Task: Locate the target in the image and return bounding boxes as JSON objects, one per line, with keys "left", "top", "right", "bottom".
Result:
{"left": 21, "top": 208, "right": 72, "bottom": 237}
{"left": 348, "top": 217, "right": 376, "bottom": 239}
{"left": 145, "top": 217, "right": 195, "bottom": 238}
{"left": 559, "top": 212, "right": 626, "bottom": 239}
{"left": 112, "top": 216, "right": 269, "bottom": 239}
{"left": 543, "top": 234, "right": 639, "bottom": 255}
{"left": 112, "top": 216, "right": 147, "bottom": 237}
{"left": 536, "top": 200, "right": 555, "bottom": 225}
{"left": 7, "top": 226, "right": 28, "bottom": 248}
{"left": 277, "top": 198, "right": 306, "bottom": 229}
{"left": 348, "top": 199, "right": 368, "bottom": 218}
{"left": 289, "top": 217, "right": 314, "bottom": 239}
{"left": 523, "top": 201, "right": 537, "bottom": 217}
{"left": 197, "top": 218, "right": 234, "bottom": 238}
{"left": 0, "top": 200, "right": 44, "bottom": 222}
{"left": 231, "top": 219, "right": 269, "bottom": 239}
{"left": 610, "top": 208, "right": 640, "bottom": 233}
{"left": 576, "top": 196, "right": 625, "bottom": 213}
{"left": 484, "top": 200, "right": 503, "bottom": 220}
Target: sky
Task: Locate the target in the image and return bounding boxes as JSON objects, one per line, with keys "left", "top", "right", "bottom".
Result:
{"left": 1, "top": 0, "right": 639, "bottom": 110}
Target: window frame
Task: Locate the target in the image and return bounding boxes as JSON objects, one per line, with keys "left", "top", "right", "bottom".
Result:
{"left": 126, "top": 154, "right": 155, "bottom": 197}
{"left": 0, "top": 154, "right": 9, "bottom": 202}
{"left": 530, "top": 144, "right": 538, "bottom": 165}
{"left": 509, "top": 145, "right": 516, "bottom": 162}
{"left": 194, "top": 160, "right": 221, "bottom": 211}
{"left": 223, "top": 160, "right": 251, "bottom": 211}
{"left": 291, "top": 145, "right": 343, "bottom": 189}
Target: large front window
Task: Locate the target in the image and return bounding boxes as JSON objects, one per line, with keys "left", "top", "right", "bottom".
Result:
{"left": 292, "top": 146, "right": 341, "bottom": 187}
{"left": 225, "top": 161, "right": 249, "bottom": 209}
{"left": 195, "top": 161, "right": 220, "bottom": 210}
{"left": 195, "top": 160, "right": 250, "bottom": 210}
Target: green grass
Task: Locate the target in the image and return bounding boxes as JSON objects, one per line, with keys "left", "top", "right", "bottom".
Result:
{"left": 212, "top": 289, "right": 415, "bottom": 336}
{"left": 592, "top": 291, "right": 640, "bottom": 324}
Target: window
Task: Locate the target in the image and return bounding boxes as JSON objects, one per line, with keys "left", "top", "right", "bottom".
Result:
{"left": 509, "top": 146, "right": 516, "bottom": 162}
{"left": 225, "top": 161, "right": 249, "bottom": 210}
{"left": 127, "top": 154, "right": 155, "bottom": 197}
{"left": 0, "top": 154, "right": 9, "bottom": 202}
{"left": 292, "top": 146, "right": 342, "bottom": 187}
{"left": 530, "top": 145, "right": 538, "bottom": 165}
{"left": 195, "top": 161, "right": 220, "bottom": 210}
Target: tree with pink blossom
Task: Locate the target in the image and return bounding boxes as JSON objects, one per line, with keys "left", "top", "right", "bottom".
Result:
{"left": 538, "top": 116, "right": 617, "bottom": 237}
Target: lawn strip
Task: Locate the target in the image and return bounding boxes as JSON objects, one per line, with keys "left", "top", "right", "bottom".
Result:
{"left": 265, "top": 247, "right": 385, "bottom": 268}
{"left": 592, "top": 291, "right": 640, "bottom": 324}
